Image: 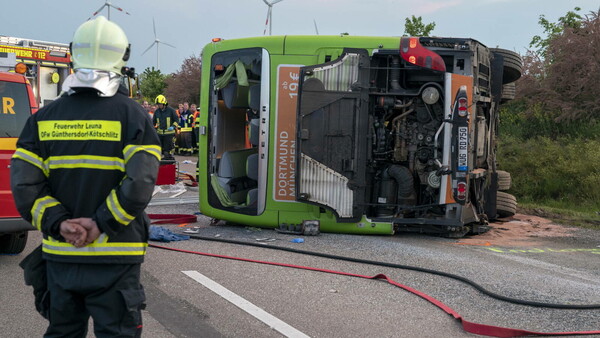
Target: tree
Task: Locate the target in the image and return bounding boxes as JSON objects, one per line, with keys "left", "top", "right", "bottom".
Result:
{"left": 164, "top": 55, "right": 202, "bottom": 105}
{"left": 540, "top": 9, "right": 600, "bottom": 120}
{"left": 138, "top": 67, "right": 168, "bottom": 104}
{"left": 529, "top": 7, "right": 583, "bottom": 57}
{"left": 404, "top": 15, "right": 435, "bottom": 37}
{"left": 518, "top": 9, "right": 600, "bottom": 121}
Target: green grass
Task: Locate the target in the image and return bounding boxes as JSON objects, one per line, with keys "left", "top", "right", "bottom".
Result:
{"left": 500, "top": 100, "right": 600, "bottom": 139}
{"left": 517, "top": 202, "right": 600, "bottom": 230}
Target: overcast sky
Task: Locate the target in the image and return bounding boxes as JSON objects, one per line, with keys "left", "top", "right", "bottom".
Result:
{"left": 2, "top": 0, "right": 598, "bottom": 74}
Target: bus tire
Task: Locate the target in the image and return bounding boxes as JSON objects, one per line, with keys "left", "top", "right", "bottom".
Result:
{"left": 497, "top": 170, "right": 512, "bottom": 191}
{"left": 491, "top": 48, "right": 523, "bottom": 84}
{"left": 496, "top": 192, "right": 517, "bottom": 218}
{"left": 0, "top": 231, "right": 28, "bottom": 254}
{"left": 501, "top": 83, "right": 516, "bottom": 103}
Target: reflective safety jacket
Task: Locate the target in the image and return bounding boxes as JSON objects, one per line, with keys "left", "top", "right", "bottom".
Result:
{"left": 10, "top": 86, "right": 161, "bottom": 264}
{"left": 180, "top": 111, "right": 194, "bottom": 132}
{"left": 152, "top": 105, "right": 179, "bottom": 135}
{"left": 193, "top": 111, "right": 200, "bottom": 131}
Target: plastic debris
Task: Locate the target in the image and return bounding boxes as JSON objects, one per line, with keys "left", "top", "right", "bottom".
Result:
{"left": 158, "top": 182, "right": 186, "bottom": 194}
{"left": 256, "top": 238, "right": 276, "bottom": 242}
{"left": 183, "top": 227, "right": 200, "bottom": 234}
{"left": 182, "top": 160, "right": 196, "bottom": 164}
{"left": 290, "top": 238, "right": 304, "bottom": 243}
{"left": 149, "top": 226, "right": 190, "bottom": 242}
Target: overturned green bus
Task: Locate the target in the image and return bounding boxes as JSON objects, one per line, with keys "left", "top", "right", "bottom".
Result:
{"left": 198, "top": 35, "right": 521, "bottom": 237}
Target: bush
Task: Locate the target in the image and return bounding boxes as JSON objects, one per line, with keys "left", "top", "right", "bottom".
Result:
{"left": 500, "top": 101, "right": 600, "bottom": 139}
{"left": 498, "top": 9, "right": 600, "bottom": 221}
{"left": 498, "top": 134, "right": 600, "bottom": 209}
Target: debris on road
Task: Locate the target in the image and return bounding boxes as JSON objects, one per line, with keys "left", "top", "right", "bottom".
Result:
{"left": 149, "top": 226, "right": 190, "bottom": 242}
{"left": 457, "top": 214, "right": 576, "bottom": 246}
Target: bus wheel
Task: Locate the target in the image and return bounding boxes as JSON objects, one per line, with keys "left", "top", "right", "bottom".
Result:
{"left": 491, "top": 48, "right": 523, "bottom": 84}
{"left": 0, "top": 231, "right": 28, "bottom": 254}
{"left": 501, "top": 83, "right": 516, "bottom": 103}
{"left": 497, "top": 170, "right": 512, "bottom": 191}
{"left": 496, "top": 191, "right": 517, "bottom": 218}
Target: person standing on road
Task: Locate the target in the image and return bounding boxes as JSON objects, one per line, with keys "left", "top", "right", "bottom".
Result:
{"left": 191, "top": 103, "right": 200, "bottom": 154}
{"left": 141, "top": 100, "right": 150, "bottom": 112}
{"left": 10, "top": 16, "right": 160, "bottom": 337}
{"left": 178, "top": 103, "right": 194, "bottom": 156}
{"left": 152, "top": 94, "right": 179, "bottom": 160}
{"left": 141, "top": 100, "right": 152, "bottom": 119}
{"left": 174, "top": 103, "right": 185, "bottom": 155}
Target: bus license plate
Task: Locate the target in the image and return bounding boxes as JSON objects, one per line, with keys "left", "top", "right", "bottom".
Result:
{"left": 458, "top": 126, "right": 468, "bottom": 171}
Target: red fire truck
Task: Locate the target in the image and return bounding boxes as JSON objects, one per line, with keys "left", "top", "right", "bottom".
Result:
{"left": 0, "top": 35, "right": 72, "bottom": 107}
{"left": 0, "top": 52, "right": 38, "bottom": 254}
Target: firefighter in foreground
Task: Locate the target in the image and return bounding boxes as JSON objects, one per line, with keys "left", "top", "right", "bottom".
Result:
{"left": 152, "top": 94, "right": 179, "bottom": 160}
{"left": 10, "top": 16, "right": 160, "bottom": 337}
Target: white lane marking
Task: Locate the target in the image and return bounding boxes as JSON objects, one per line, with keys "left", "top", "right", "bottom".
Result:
{"left": 182, "top": 270, "right": 311, "bottom": 338}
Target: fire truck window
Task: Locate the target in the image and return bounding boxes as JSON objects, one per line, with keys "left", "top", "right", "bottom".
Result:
{"left": 0, "top": 82, "right": 31, "bottom": 137}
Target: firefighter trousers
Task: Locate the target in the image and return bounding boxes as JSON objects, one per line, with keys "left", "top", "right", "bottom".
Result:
{"left": 158, "top": 133, "right": 175, "bottom": 158}
{"left": 44, "top": 261, "right": 145, "bottom": 338}
{"left": 179, "top": 131, "right": 193, "bottom": 155}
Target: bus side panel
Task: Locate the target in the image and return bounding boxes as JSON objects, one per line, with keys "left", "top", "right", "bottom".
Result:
{"left": 198, "top": 43, "right": 394, "bottom": 234}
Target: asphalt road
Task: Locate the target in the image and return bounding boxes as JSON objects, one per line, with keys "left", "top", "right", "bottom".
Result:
{"left": 3, "top": 214, "right": 599, "bottom": 337}
{"left": 2, "top": 157, "right": 599, "bottom": 337}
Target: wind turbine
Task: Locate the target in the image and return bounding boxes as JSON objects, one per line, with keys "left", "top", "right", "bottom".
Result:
{"left": 141, "top": 18, "right": 176, "bottom": 71}
{"left": 88, "top": 1, "right": 130, "bottom": 20}
{"left": 262, "top": 0, "right": 285, "bottom": 35}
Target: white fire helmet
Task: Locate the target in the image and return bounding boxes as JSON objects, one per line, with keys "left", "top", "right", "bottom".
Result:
{"left": 70, "top": 16, "right": 130, "bottom": 74}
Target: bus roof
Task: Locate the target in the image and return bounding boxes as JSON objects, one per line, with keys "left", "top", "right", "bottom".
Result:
{"left": 203, "top": 35, "right": 403, "bottom": 57}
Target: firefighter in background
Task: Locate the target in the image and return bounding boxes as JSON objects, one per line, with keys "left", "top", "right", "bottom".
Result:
{"left": 178, "top": 105, "right": 194, "bottom": 156}
{"left": 10, "top": 16, "right": 160, "bottom": 337}
{"left": 174, "top": 103, "right": 185, "bottom": 155}
{"left": 152, "top": 94, "right": 179, "bottom": 160}
{"left": 191, "top": 103, "right": 200, "bottom": 154}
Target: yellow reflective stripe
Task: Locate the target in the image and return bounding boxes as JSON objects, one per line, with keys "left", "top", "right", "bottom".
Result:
{"left": 181, "top": 127, "right": 193, "bottom": 132}
{"left": 123, "top": 144, "right": 161, "bottom": 163}
{"left": 107, "top": 189, "right": 135, "bottom": 225}
{"left": 46, "top": 155, "right": 125, "bottom": 172}
{"left": 157, "top": 130, "right": 176, "bottom": 135}
{"left": 38, "top": 120, "right": 121, "bottom": 141}
{"left": 73, "top": 43, "right": 126, "bottom": 54}
{"left": 13, "top": 148, "right": 49, "bottom": 177}
{"left": 43, "top": 237, "right": 147, "bottom": 256}
{"left": 31, "top": 196, "right": 60, "bottom": 230}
